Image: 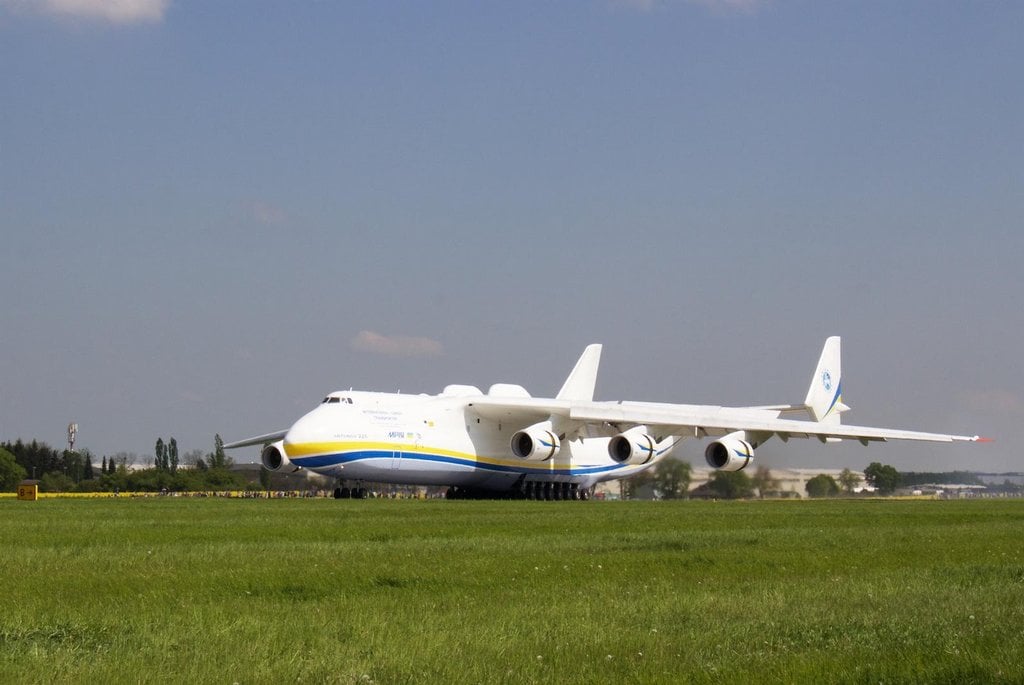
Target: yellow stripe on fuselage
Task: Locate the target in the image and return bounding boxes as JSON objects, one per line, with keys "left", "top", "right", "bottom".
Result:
{"left": 283, "top": 440, "right": 593, "bottom": 472}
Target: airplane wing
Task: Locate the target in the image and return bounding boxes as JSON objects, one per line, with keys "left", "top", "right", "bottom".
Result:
{"left": 463, "top": 338, "right": 987, "bottom": 447}
{"left": 466, "top": 396, "right": 986, "bottom": 445}
{"left": 568, "top": 401, "right": 987, "bottom": 445}
{"left": 223, "top": 429, "right": 289, "bottom": 450}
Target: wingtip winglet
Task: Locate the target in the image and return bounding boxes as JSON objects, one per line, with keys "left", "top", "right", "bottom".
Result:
{"left": 974, "top": 436, "right": 994, "bottom": 443}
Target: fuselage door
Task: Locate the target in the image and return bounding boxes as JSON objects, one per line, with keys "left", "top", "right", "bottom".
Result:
{"left": 391, "top": 431, "right": 403, "bottom": 470}
{"left": 392, "top": 431, "right": 421, "bottom": 471}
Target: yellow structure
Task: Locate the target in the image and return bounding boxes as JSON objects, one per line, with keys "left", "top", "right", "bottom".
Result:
{"left": 17, "top": 480, "right": 39, "bottom": 501}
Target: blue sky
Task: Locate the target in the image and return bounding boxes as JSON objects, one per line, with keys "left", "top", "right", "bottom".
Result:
{"left": 2, "top": 0, "right": 1021, "bottom": 472}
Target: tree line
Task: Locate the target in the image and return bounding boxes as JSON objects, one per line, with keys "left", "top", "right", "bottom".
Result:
{"left": 0, "top": 435, "right": 251, "bottom": 493}
{"left": 618, "top": 459, "right": 1001, "bottom": 500}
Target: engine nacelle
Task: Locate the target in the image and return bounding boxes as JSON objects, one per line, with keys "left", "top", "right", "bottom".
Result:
{"left": 262, "top": 440, "right": 300, "bottom": 473}
{"left": 608, "top": 427, "right": 658, "bottom": 466}
{"left": 704, "top": 432, "right": 755, "bottom": 472}
{"left": 511, "top": 424, "right": 561, "bottom": 461}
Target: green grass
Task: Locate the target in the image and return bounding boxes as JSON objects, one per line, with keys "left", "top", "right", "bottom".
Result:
{"left": 1, "top": 498, "right": 1022, "bottom": 683}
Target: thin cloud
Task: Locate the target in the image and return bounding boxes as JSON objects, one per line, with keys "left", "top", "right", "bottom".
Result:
{"left": 610, "top": 0, "right": 656, "bottom": 10}
{"left": 1, "top": 0, "right": 170, "bottom": 24}
{"left": 611, "top": 0, "right": 767, "bottom": 14}
{"left": 965, "top": 390, "right": 1024, "bottom": 417}
{"left": 249, "top": 201, "right": 288, "bottom": 226}
{"left": 351, "top": 331, "right": 443, "bottom": 358}
{"left": 178, "top": 389, "right": 205, "bottom": 404}
{"left": 689, "top": 0, "right": 766, "bottom": 13}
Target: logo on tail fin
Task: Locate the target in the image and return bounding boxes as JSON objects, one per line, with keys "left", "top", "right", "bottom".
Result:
{"left": 822, "top": 370, "right": 832, "bottom": 392}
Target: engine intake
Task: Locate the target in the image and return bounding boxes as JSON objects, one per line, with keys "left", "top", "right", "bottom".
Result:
{"left": 704, "top": 432, "right": 754, "bottom": 472}
{"left": 608, "top": 427, "right": 657, "bottom": 466}
{"left": 511, "top": 424, "right": 561, "bottom": 461}
{"left": 262, "top": 441, "right": 300, "bottom": 473}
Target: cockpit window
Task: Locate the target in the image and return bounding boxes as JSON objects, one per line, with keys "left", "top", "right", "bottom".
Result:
{"left": 322, "top": 396, "right": 354, "bottom": 405}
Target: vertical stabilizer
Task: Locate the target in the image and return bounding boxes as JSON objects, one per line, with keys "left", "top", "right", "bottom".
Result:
{"left": 804, "top": 336, "right": 849, "bottom": 424}
{"left": 556, "top": 344, "right": 602, "bottom": 401}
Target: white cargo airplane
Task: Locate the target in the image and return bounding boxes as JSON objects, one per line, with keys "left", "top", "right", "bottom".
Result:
{"left": 225, "top": 337, "right": 988, "bottom": 499}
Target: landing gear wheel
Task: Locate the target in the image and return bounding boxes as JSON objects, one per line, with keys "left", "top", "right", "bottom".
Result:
{"left": 333, "top": 487, "right": 343, "bottom": 499}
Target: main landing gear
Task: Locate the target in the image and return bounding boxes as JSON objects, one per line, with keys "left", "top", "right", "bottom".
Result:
{"left": 521, "top": 481, "right": 590, "bottom": 501}
{"left": 333, "top": 486, "right": 368, "bottom": 499}
{"left": 443, "top": 482, "right": 592, "bottom": 501}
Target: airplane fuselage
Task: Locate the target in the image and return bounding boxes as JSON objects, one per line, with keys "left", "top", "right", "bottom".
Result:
{"left": 280, "top": 390, "right": 668, "bottom": 492}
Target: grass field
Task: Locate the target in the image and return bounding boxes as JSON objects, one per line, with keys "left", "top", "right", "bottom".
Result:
{"left": 1, "top": 498, "right": 1022, "bottom": 684}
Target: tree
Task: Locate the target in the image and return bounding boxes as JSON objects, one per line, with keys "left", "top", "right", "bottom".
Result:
{"left": 63, "top": 450, "right": 84, "bottom": 483}
{"left": 864, "top": 462, "right": 901, "bottom": 494}
{"left": 652, "top": 458, "right": 692, "bottom": 499}
{"left": 3, "top": 439, "right": 62, "bottom": 478}
{"left": 183, "top": 449, "right": 207, "bottom": 469}
{"left": 82, "top": 449, "right": 95, "bottom": 480}
{"left": 207, "top": 434, "right": 232, "bottom": 470}
{"left": 805, "top": 474, "right": 840, "bottom": 498}
{"left": 838, "top": 468, "right": 861, "bottom": 494}
{"left": 259, "top": 465, "right": 272, "bottom": 491}
{"left": 707, "top": 470, "right": 754, "bottom": 499}
{"left": 621, "top": 469, "right": 653, "bottom": 500}
{"left": 109, "top": 452, "right": 138, "bottom": 469}
{"left": 168, "top": 438, "right": 179, "bottom": 475}
{"left": 101, "top": 456, "right": 108, "bottom": 474}
{"left": 155, "top": 438, "right": 166, "bottom": 471}
{"left": 39, "top": 471, "right": 75, "bottom": 493}
{"left": 751, "top": 465, "right": 780, "bottom": 498}
{"left": 0, "top": 447, "right": 27, "bottom": 491}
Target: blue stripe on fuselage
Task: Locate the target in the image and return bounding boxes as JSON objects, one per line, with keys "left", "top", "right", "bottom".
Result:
{"left": 291, "top": 450, "right": 624, "bottom": 476}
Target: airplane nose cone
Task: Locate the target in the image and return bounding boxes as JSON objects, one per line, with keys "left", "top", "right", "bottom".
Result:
{"left": 283, "top": 412, "right": 325, "bottom": 450}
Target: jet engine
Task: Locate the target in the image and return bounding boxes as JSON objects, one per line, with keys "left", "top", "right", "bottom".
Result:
{"left": 608, "top": 427, "right": 658, "bottom": 465}
{"left": 261, "top": 440, "right": 301, "bottom": 473}
{"left": 511, "top": 423, "right": 561, "bottom": 461}
{"left": 704, "top": 431, "right": 755, "bottom": 472}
